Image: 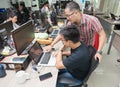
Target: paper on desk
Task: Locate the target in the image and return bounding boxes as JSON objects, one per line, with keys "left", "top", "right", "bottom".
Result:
{"left": 1, "top": 46, "right": 10, "bottom": 55}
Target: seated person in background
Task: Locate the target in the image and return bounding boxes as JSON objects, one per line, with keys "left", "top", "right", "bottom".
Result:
{"left": 41, "top": 1, "right": 56, "bottom": 27}
{"left": 55, "top": 24, "right": 90, "bottom": 87}
{"left": 39, "top": 12, "right": 52, "bottom": 33}
{"left": 17, "top": 1, "right": 30, "bottom": 25}
{"left": 0, "top": 13, "right": 5, "bottom": 24}
{"left": 50, "top": 8, "right": 58, "bottom": 26}
{"left": 5, "top": 8, "right": 20, "bottom": 30}
{"left": 4, "top": 8, "right": 19, "bottom": 50}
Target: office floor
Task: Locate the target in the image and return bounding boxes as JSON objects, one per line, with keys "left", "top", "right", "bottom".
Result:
{"left": 88, "top": 42, "right": 120, "bottom": 87}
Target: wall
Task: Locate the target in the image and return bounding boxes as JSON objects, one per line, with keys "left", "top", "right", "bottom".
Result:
{"left": 18, "top": 0, "right": 32, "bottom": 7}
{"left": 0, "top": 0, "right": 11, "bottom": 8}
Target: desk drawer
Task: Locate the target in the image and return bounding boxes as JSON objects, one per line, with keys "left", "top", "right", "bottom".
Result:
{"left": 113, "top": 34, "right": 120, "bottom": 53}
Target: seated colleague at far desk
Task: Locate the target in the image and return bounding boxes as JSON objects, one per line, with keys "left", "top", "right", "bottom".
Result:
{"left": 5, "top": 8, "right": 20, "bottom": 30}
{"left": 55, "top": 24, "right": 90, "bottom": 86}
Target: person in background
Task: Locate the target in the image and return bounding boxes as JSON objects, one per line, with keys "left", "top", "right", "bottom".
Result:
{"left": 44, "top": 1, "right": 106, "bottom": 62}
{"left": 17, "top": 1, "right": 30, "bottom": 25}
{"left": 5, "top": 8, "right": 19, "bottom": 30}
{"left": 0, "top": 13, "right": 4, "bottom": 24}
{"left": 41, "top": 1, "right": 49, "bottom": 14}
{"left": 55, "top": 24, "right": 90, "bottom": 87}
{"left": 3, "top": 8, "right": 20, "bottom": 49}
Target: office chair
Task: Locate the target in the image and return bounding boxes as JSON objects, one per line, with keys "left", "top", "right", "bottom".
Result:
{"left": 57, "top": 45, "right": 99, "bottom": 87}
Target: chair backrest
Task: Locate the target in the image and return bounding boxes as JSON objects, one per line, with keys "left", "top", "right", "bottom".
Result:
{"left": 82, "top": 45, "right": 99, "bottom": 85}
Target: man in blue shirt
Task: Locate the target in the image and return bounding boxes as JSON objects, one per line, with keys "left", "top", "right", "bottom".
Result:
{"left": 55, "top": 24, "right": 90, "bottom": 87}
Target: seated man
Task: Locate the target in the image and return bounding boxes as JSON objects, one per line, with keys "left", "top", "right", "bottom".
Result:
{"left": 55, "top": 24, "right": 90, "bottom": 87}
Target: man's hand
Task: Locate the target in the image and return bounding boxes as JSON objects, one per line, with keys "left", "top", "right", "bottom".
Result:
{"left": 43, "top": 45, "right": 52, "bottom": 52}
{"left": 94, "top": 52, "right": 102, "bottom": 62}
{"left": 53, "top": 51, "right": 59, "bottom": 57}
{"left": 59, "top": 45, "right": 64, "bottom": 51}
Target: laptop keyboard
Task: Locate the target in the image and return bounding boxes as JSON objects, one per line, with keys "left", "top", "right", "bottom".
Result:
{"left": 53, "top": 30, "right": 58, "bottom": 34}
{"left": 41, "top": 52, "right": 51, "bottom": 64}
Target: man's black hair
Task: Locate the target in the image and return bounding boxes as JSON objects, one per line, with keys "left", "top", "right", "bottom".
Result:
{"left": 60, "top": 24, "right": 80, "bottom": 43}
{"left": 65, "top": 1, "right": 81, "bottom": 11}
{"left": 6, "top": 8, "right": 17, "bottom": 19}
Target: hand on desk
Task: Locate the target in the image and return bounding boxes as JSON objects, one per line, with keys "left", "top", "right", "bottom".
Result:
{"left": 43, "top": 45, "right": 52, "bottom": 52}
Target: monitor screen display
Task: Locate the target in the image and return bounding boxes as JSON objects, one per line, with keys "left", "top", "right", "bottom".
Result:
{"left": 0, "top": 21, "right": 13, "bottom": 37}
{"left": 0, "top": 8, "right": 6, "bottom": 13}
{"left": 12, "top": 20, "right": 35, "bottom": 56}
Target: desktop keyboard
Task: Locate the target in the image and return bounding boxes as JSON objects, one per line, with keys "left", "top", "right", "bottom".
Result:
{"left": 41, "top": 52, "right": 51, "bottom": 64}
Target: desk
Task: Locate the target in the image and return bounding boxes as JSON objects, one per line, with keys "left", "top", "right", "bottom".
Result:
{"left": 0, "top": 41, "right": 63, "bottom": 87}
{"left": 84, "top": 10, "right": 104, "bottom": 16}
{"left": 0, "top": 65, "right": 58, "bottom": 87}
{"left": 96, "top": 15, "right": 120, "bottom": 42}
{"left": 96, "top": 15, "right": 120, "bottom": 54}
{"left": 107, "top": 30, "right": 120, "bottom": 54}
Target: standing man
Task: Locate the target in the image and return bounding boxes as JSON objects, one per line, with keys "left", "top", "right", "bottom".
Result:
{"left": 44, "top": 1, "right": 106, "bottom": 61}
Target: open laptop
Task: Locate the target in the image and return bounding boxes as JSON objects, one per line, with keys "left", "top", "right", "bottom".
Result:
{"left": 28, "top": 41, "right": 56, "bottom": 66}
{"left": 50, "top": 29, "right": 60, "bottom": 39}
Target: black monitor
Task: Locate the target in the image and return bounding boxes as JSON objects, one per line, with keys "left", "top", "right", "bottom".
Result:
{"left": 0, "top": 21, "right": 13, "bottom": 48}
{"left": 11, "top": 20, "right": 35, "bottom": 56}
{"left": 0, "top": 21, "right": 13, "bottom": 37}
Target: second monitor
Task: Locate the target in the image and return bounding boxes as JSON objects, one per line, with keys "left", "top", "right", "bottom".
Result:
{"left": 11, "top": 20, "right": 35, "bottom": 56}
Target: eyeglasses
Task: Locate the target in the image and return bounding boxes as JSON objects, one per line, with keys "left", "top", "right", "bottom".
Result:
{"left": 65, "top": 12, "right": 74, "bottom": 18}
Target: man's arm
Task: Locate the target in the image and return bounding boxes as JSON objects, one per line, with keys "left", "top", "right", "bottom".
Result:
{"left": 43, "top": 34, "right": 61, "bottom": 51}
{"left": 95, "top": 29, "right": 106, "bottom": 61}
{"left": 98, "top": 29, "right": 106, "bottom": 52}
{"left": 50, "top": 34, "right": 61, "bottom": 47}
{"left": 55, "top": 51, "right": 66, "bottom": 69}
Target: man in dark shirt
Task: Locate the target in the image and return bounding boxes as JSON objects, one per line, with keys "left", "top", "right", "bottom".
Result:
{"left": 55, "top": 24, "right": 90, "bottom": 87}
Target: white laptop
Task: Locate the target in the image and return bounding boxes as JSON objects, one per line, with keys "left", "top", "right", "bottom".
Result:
{"left": 50, "top": 29, "right": 60, "bottom": 39}
{"left": 28, "top": 41, "right": 56, "bottom": 66}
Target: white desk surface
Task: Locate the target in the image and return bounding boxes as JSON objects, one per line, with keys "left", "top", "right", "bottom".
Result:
{"left": 0, "top": 65, "right": 58, "bottom": 87}
{"left": 0, "top": 41, "right": 63, "bottom": 87}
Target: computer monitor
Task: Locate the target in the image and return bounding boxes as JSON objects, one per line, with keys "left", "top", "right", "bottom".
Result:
{"left": 11, "top": 20, "right": 35, "bottom": 56}
{"left": 0, "top": 21, "right": 13, "bottom": 37}
{"left": 0, "top": 21, "right": 13, "bottom": 48}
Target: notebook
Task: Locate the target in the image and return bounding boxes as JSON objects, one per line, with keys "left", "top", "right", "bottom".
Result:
{"left": 28, "top": 41, "right": 56, "bottom": 66}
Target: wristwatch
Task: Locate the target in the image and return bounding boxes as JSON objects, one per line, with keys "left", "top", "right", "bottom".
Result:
{"left": 97, "top": 50, "right": 102, "bottom": 54}
{"left": 60, "top": 50, "right": 63, "bottom": 52}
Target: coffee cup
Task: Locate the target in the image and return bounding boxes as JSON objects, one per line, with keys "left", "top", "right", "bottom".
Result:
{"left": 15, "top": 70, "right": 30, "bottom": 83}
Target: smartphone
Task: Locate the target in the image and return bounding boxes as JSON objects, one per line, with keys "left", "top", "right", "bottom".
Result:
{"left": 39, "top": 72, "right": 52, "bottom": 81}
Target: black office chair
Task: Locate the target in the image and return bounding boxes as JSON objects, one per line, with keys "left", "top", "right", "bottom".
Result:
{"left": 57, "top": 45, "right": 99, "bottom": 87}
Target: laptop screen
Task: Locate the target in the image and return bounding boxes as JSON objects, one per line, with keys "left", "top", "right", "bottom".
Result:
{"left": 28, "top": 41, "right": 43, "bottom": 64}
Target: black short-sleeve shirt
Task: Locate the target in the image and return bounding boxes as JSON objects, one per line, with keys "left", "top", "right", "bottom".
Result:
{"left": 63, "top": 42, "right": 90, "bottom": 80}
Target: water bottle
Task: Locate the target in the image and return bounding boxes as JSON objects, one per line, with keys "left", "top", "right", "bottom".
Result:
{"left": 0, "top": 64, "right": 6, "bottom": 77}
